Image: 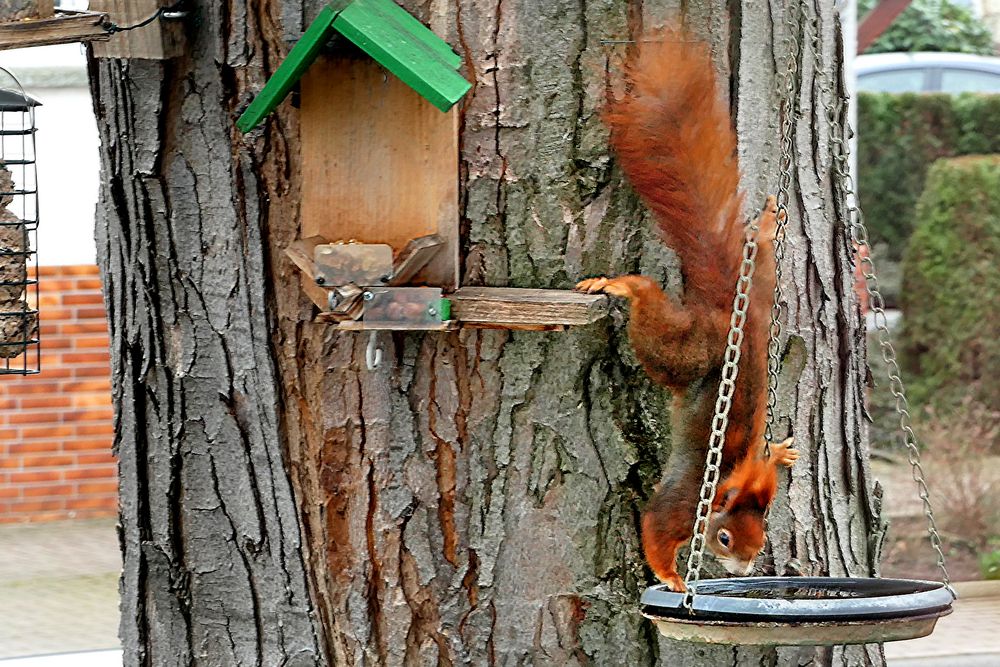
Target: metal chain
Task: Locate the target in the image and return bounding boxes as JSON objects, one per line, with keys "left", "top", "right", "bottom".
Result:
{"left": 764, "top": 5, "right": 802, "bottom": 444}
{"left": 682, "top": 4, "right": 803, "bottom": 610}
{"left": 682, "top": 232, "right": 760, "bottom": 608}
{"left": 806, "top": 12, "right": 952, "bottom": 589}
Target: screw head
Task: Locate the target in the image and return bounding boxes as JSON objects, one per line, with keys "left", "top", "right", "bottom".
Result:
{"left": 363, "top": 291, "right": 374, "bottom": 301}
{"left": 427, "top": 307, "right": 438, "bottom": 317}
{"left": 315, "top": 276, "right": 326, "bottom": 285}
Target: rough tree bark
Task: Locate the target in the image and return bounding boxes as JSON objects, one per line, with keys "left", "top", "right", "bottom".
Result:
{"left": 89, "top": 0, "right": 885, "bottom": 665}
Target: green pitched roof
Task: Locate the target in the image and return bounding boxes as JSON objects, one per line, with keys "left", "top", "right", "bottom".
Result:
{"left": 237, "top": 0, "right": 472, "bottom": 133}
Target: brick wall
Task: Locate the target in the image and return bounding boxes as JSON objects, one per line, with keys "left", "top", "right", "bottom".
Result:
{"left": 0, "top": 265, "right": 117, "bottom": 523}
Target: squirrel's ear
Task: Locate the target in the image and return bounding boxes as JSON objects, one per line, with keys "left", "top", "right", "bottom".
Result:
{"left": 713, "top": 487, "right": 738, "bottom": 511}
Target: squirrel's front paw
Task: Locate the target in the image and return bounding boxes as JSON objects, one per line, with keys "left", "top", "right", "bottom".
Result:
{"left": 575, "top": 277, "right": 610, "bottom": 294}
{"left": 756, "top": 195, "right": 781, "bottom": 243}
{"left": 661, "top": 573, "right": 687, "bottom": 593}
{"left": 769, "top": 436, "right": 799, "bottom": 467}
{"left": 575, "top": 276, "right": 638, "bottom": 299}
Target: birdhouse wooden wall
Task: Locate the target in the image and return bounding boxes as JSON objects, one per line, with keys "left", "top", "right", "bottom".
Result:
{"left": 299, "top": 55, "right": 459, "bottom": 289}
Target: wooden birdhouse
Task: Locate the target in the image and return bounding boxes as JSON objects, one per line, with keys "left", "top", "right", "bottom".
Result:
{"left": 240, "top": 0, "right": 609, "bottom": 332}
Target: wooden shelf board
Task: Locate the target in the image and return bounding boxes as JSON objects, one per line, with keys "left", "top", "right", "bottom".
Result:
{"left": 449, "top": 287, "right": 609, "bottom": 327}
{"left": 0, "top": 10, "right": 110, "bottom": 51}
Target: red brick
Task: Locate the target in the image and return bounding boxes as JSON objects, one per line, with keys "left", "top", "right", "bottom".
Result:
{"left": 8, "top": 441, "right": 61, "bottom": 454}
{"left": 76, "top": 423, "right": 115, "bottom": 436}
{"left": 61, "top": 409, "right": 114, "bottom": 422}
{"left": 62, "top": 380, "right": 111, "bottom": 393}
{"left": 8, "top": 411, "right": 62, "bottom": 425}
{"left": 34, "top": 365, "right": 73, "bottom": 379}
{"left": 60, "top": 322, "right": 108, "bottom": 335}
{"left": 77, "top": 480, "right": 117, "bottom": 495}
{"left": 73, "top": 336, "right": 110, "bottom": 350}
{"left": 38, "top": 293, "right": 61, "bottom": 308}
{"left": 37, "top": 307, "right": 74, "bottom": 321}
{"left": 10, "top": 499, "right": 64, "bottom": 513}
{"left": 63, "top": 293, "right": 105, "bottom": 306}
{"left": 0, "top": 456, "right": 22, "bottom": 470}
{"left": 21, "top": 425, "right": 74, "bottom": 439}
{"left": 66, "top": 496, "right": 116, "bottom": 511}
{"left": 75, "top": 308, "right": 108, "bottom": 320}
{"left": 62, "top": 352, "right": 110, "bottom": 365}
{"left": 0, "top": 428, "right": 20, "bottom": 441}
{"left": 20, "top": 396, "right": 72, "bottom": 409}
{"left": 64, "top": 465, "right": 117, "bottom": 480}
{"left": 22, "top": 484, "right": 74, "bottom": 498}
{"left": 73, "top": 366, "right": 112, "bottom": 378}
{"left": 0, "top": 486, "right": 19, "bottom": 499}
{"left": 75, "top": 279, "right": 103, "bottom": 290}
{"left": 57, "top": 265, "right": 100, "bottom": 276}
{"left": 39, "top": 279, "right": 78, "bottom": 292}
{"left": 20, "top": 454, "right": 74, "bottom": 468}
{"left": 72, "top": 394, "right": 111, "bottom": 408}
{"left": 41, "top": 337, "right": 74, "bottom": 350}
{"left": 76, "top": 452, "right": 116, "bottom": 465}
{"left": 10, "top": 470, "right": 61, "bottom": 483}
{"left": 62, "top": 438, "right": 112, "bottom": 452}
{"left": 0, "top": 397, "right": 17, "bottom": 410}
{"left": 6, "top": 382, "right": 60, "bottom": 396}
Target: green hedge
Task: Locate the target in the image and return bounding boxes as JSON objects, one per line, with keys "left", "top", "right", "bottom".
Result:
{"left": 901, "top": 155, "right": 1000, "bottom": 415}
{"left": 857, "top": 93, "right": 1000, "bottom": 261}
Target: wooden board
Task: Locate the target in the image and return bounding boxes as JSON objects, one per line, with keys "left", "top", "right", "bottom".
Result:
{"left": 0, "top": 10, "right": 109, "bottom": 50}
{"left": 449, "top": 287, "right": 609, "bottom": 327}
{"left": 300, "top": 55, "right": 459, "bottom": 289}
{"left": 89, "top": 0, "right": 184, "bottom": 59}
{"left": 284, "top": 236, "right": 330, "bottom": 312}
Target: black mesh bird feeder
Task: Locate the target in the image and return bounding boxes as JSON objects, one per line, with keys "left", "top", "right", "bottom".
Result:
{"left": 0, "top": 69, "right": 40, "bottom": 375}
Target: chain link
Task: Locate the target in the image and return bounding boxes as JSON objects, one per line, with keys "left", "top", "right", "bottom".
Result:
{"left": 806, "top": 12, "right": 952, "bottom": 589}
{"left": 682, "top": 233, "right": 760, "bottom": 608}
{"left": 764, "top": 5, "right": 802, "bottom": 445}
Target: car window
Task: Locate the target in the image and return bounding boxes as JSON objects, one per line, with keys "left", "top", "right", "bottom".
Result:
{"left": 939, "top": 69, "right": 1000, "bottom": 93}
{"left": 857, "top": 68, "right": 926, "bottom": 93}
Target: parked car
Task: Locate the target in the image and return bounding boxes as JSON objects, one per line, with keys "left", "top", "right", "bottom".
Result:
{"left": 855, "top": 52, "right": 1000, "bottom": 93}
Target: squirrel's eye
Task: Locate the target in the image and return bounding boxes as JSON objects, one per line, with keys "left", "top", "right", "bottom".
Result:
{"left": 717, "top": 528, "right": 732, "bottom": 549}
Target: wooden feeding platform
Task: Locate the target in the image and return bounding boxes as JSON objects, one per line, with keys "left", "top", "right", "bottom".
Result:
{"left": 0, "top": 10, "right": 111, "bottom": 51}
{"left": 285, "top": 237, "right": 609, "bottom": 331}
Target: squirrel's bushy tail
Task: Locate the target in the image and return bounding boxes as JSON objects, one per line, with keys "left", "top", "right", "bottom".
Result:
{"left": 604, "top": 30, "right": 744, "bottom": 311}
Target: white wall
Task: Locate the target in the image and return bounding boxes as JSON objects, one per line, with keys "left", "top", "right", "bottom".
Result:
{"left": 0, "top": 44, "right": 99, "bottom": 266}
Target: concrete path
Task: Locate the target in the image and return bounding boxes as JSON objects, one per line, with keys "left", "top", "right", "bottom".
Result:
{"left": 885, "top": 581, "right": 1000, "bottom": 666}
{"left": 0, "top": 520, "right": 120, "bottom": 660}
{"left": 0, "top": 519, "right": 998, "bottom": 664}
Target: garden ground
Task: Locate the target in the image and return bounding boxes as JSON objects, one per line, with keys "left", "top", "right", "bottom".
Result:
{"left": 0, "top": 460, "right": 997, "bottom": 665}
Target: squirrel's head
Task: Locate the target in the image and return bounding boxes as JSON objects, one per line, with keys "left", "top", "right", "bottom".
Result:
{"left": 706, "top": 457, "right": 779, "bottom": 575}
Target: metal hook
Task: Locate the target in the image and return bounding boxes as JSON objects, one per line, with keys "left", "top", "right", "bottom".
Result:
{"left": 365, "top": 331, "right": 382, "bottom": 371}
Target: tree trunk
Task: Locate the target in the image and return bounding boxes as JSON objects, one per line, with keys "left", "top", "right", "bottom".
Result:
{"left": 89, "top": 1, "right": 885, "bottom": 665}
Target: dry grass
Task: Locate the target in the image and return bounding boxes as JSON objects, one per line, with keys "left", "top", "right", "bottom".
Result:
{"left": 920, "top": 401, "right": 1000, "bottom": 549}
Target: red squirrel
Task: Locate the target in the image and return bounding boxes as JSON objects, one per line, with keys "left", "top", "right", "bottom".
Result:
{"left": 576, "top": 30, "right": 798, "bottom": 591}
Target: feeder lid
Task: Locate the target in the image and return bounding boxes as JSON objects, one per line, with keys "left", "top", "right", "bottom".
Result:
{"left": 641, "top": 577, "right": 955, "bottom": 646}
{"left": 0, "top": 88, "right": 41, "bottom": 111}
